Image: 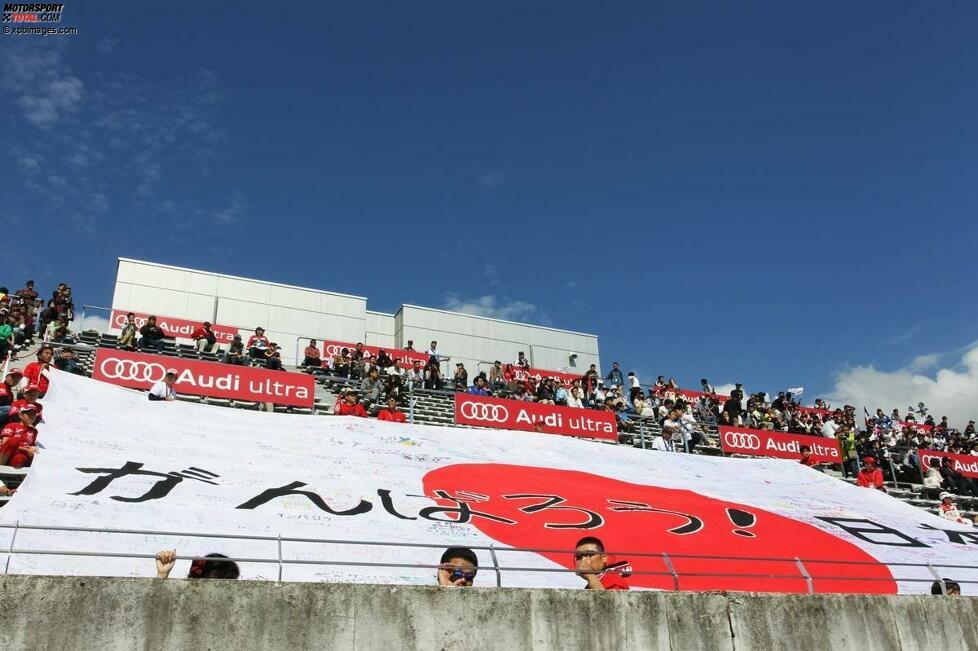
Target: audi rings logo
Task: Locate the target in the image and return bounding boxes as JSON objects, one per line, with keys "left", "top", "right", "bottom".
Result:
{"left": 723, "top": 431, "right": 762, "bottom": 450}
{"left": 459, "top": 401, "right": 510, "bottom": 422}
{"left": 99, "top": 358, "right": 168, "bottom": 383}
{"left": 324, "top": 344, "right": 347, "bottom": 356}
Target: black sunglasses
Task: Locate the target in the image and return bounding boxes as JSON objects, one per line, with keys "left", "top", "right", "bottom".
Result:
{"left": 574, "top": 551, "right": 601, "bottom": 561}
{"left": 450, "top": 569, "right": 477, "bottom": 582}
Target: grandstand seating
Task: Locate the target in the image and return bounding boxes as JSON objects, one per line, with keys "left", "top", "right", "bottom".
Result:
{"left": 7, "top": 329, "right": 973, "bottom": 525}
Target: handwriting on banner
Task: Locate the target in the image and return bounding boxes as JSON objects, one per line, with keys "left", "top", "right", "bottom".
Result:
{"left": 719, "top": 426, "right": 842, "bottom": 463}
{"left": 321, "top": 340, "right": 430, "bottom": 370}
{"left": 92, "top": 348, "right": 315, "bottom": 407}
{"left": 511, "top": 367, "right": 580, "bottom": 388}
{"left": 454, "top": 394, "right": 617, "bottom": 440}
{"left": 68, "top": 460, "right": 978, "bottom": 547}
{"left": 110, "top": 309, "right": 239, "bottom": 344}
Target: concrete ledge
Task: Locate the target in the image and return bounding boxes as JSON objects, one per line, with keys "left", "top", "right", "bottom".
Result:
{"left": 0, "top": 576, "right": 976, "bottom": 650}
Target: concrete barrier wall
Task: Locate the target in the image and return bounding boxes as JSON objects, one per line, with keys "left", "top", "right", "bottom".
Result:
{"left": 1, "top": 576, "right": 976, "bottom": 650}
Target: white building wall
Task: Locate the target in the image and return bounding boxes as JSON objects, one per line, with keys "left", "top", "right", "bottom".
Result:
{"left": 111, "top": 259, "right": 600, "bottom": 373}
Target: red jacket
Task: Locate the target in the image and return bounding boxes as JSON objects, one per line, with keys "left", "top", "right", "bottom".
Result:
{"left": 0, "top": 422, "right": 38, "bottom": 468}
{"left": 377, "top": 409, "right": 406, "bottom": 423}
{"left": 191, "top": 327, "right": 215, "bottom": 341}
{"left": 589, "top": 560, "right": 631, "bottom": 591}
{"left": 22, "top": 362, "right": 49, "bottom": 395}
{"left": 246, "top": 334, "right": 269, "bottom": 349}
{"left": 336, "top": 402, "right": 367, "bottom": 418}
{"left": 857, "top": 467, "right": 885, "bottom": 490}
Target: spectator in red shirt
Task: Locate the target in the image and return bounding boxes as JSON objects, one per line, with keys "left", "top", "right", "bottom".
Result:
{"left": 23, "top": 345, "right": 54, "bottom": 397}
{"left": 9, "top": 385, "right": 43, "bottom": 423}
{"left": 335, "top": 389, "right": 367, "bottom": 417}
{"left": 799, "top": 445, "right": 818, "bottom": 468}
{"left": 0, "top": 405, "right": 39, "bottom": 468}
{"left": 246, "top": 327, "right": 269, "bottom": 361}
{"left": 0, "top": 368, "right": 23, "bottom": 420}
{"left": 191, "top": 322, "right": 218, "bottom": 354}
{"left": 377, "top": 396, "right": 406, "bottom": 423}
{"left": 302, "top": 340, "right": 322, "bottom": 368}
{"left": 857, "top": 456, "right": 886, "bottom": 492}
{"left": 574, "top": 536, "right": 630, "bottom": 590}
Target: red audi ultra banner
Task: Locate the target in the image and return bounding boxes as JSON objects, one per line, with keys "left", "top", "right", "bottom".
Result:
{"left": 92, "top": 348, "right": 315, "bottom": 408}
{"left": 110, "top": 310, "right": 239, "bottom": 345}
{"left": 677, "top": 388, "right": 730, "bottom": 403}
{"left": 454, "top": 393, "right": 617, "bottom": 441}
{"left": 321, "top": 340, "right": 430, "bottom": 369}
{"left": 917, "top": 450, "right": 978, "bottom": 479}
{"left": 719, "top": 426, "right": 842, "bottom": 463}
{"left": 511, "top": 366, "right": 580, "bottom": 387}
{"left": 798, "top": 406, "right": 831, "bottom": 417}
{"left": 899, "top": 421, "right": 933, "bottom": 432}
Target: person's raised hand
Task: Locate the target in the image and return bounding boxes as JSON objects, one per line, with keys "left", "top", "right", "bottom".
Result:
{"left": 156, "top": 549, "right": 177, "bottom": 578}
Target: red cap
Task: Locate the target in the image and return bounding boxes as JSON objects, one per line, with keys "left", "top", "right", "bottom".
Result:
{"left": 19, "top": 404, "right": 37, "bottom": 413}
{"left": 6, "top": 368, "right": 22, "bottom": 377}
{"left": 862, "top": 456, "right": 876, "bottom": 465}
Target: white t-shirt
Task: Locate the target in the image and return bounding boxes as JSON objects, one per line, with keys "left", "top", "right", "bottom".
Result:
{"left": 821, "top": 420, "right": 839, "bottom": 439}
{"left": 651, "top": 436, "right": 676, "bottom": 452}
{"left": 148, "top": 380, "right": 175, "bottom": 400}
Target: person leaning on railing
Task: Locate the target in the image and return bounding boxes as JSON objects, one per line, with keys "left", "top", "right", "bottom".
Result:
{"left": 155, "top": 550, "right": 240, "bottom": 580}
{"left": 436, "top": 547, "right": 478, "bottom": 587}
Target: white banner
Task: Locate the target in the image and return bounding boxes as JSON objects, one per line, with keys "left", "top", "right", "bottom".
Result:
{"left": 2, "top": 370, "right": 977, "bottom": 593}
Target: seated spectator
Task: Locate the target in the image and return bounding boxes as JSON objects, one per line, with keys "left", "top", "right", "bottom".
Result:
{"left": 678, "top": 409, "right": 704, "bottom": 453}
{"left": 566, "top": 385, "right": 584, "bottom": 409}
{"left": 138, "top": 316, "right": 166, "bottom": 352}
{"left": 54, "top": 347, "right": 82, "bottom": 375}
{"left": 406, "top": 360, "right": 424, "bottom": 389}
{"left": 246, "top": 327, "right": 269, "bottom": 360}
{"left": 940, "top": 457, "right": 975, "bottom": 496}
{"left": 118, "top": 312, "right": 138, "bottom": 350}
{"left": 856, "top": 456, "right": 886, "bottom": 492}
{"left": 574, "top": 536, "right": 630, "bottom": 590}
{"left": 360, "top": 367, "right": 382, "bottom": 407}
{"left": 503, "top": 363, "right": 518, "bottom": 393}
{"left": 385, "top": 363, "right": 404, "bottom": 399}
{"left": 931, "top": 579, "right": 962, "bottom": 596}
{"left": 155, "top": 550, "right": 240, "bottom": 580}
{"left": 631, "top": 395, "right": 654, "bottom": 417}
{"left": 489, "top": 361, "right": 506, "bottom": 392}
{"left": 651, "top": 424, "right": 678, "bottom": 452}
{"left": 537, "top": 378, "right": 556, "bottom": 405}
{"left": 264, "top": 342, "right": 283, "bottom": 370}
{"left": 0, "top": 315, "right": 12, "bottom": 359}
{"left": 377, "top": 396, "right": 406, "bottom": 423}
{"left": 335, "top": 389, "right": 367, "bottom": 417}
{"left": 466, "top": 375, "right": 490, "bottom": 396}
{"left": 424, "top": 360, "right": 443, "bottom": 390}
{"left": 516, "top": 351, "right": 530, "bottom": 370}
{"left": 453, "top": 363, "right": 469, "bottom": 391}
{"left": 0, "top": 406, "right": 39, "bottom": 468}
{"left": 0, "top": 369, "right": 23, "bottom": 420}
{"left": 148, "top": 370, "right": 178, "bottom": 402}
{"left": 0, "top": 480, "right": 13, "bottom": 497}
{"left": 554, "top": 382, "right": 569, "bottom": 406}
{"left": 332, "top": 347, "right": 352, "bottom": 378}
{"left": 191, "top": 322, "right": 218, "bottom": 354}
{"left": 222, "top": 335, "right": 246, "bottom": 365}
{"left": 23, "top": 345, "right": 54, "bottom": 397}
{"left": 9, "top": 384, "right": 43, "bottom": 423}
{"left": 939, "top": 492, "right": 973, "bottom": 526}
{"left": 302, "top": 340, "right": 322, "bottom": 368}
{"left": 37, "top": 300, "right": 58, "bottom": 342}
{"left": 437, "top": 547, "right": 478, "bottom": 587}
{"left": 605, "top": 362, "right": 624, "bottom": 388}
{"left": 375, "top": 349, "right": 392, "bottom": 370}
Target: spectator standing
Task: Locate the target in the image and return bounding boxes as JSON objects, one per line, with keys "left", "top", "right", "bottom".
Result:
{"left": 148, "top": 371, "right": 178, "bottom": 401}
{"left": 303, "top": 340, "right": 322, "bottom": 368}
{"left": 516, "top": 351, "right": 530, "bottom": 370}
{"left": 118, "top": 313, "right": 138, "bottom": 350}
{"left": 191, "top": 322, "right": 218, "bottom": 354}
{"left": 404, "top": 340, "right": 416, "bottom": 352}
{"left": 605, "top": 362, "right": 624, "bottom": 388}
{"left": 138, "top": 316, "right": 166, "bottom": 352}
{"left": 574, "top": 537, "right": 630, "bottom": 590}
{"left": 489, "top": 361, "right": 506, "bottom": 393}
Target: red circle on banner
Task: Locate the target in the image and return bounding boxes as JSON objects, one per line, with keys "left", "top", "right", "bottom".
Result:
{"left": 422, "top": 463, "right": 897, "bottom": 594}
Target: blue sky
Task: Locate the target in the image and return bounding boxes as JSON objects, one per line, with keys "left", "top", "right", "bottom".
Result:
{"left": 4, "top": 2, "right": 978, "bottom": 406}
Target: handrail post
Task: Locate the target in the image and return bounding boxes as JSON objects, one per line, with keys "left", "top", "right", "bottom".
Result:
{"left": 277, "top": 533, "right": 283, "bottom": 582}
{"left": 488, "top": 543, "right": 502, "bottom": 588}
{"left": 794, "top": 557, "right": 813, "bottom": 594}
{"left": 4, "top": 520, "right": 19, "bottom": 575}
{"left": 926, "top": 563, "right": 944, "bottom": 595}
{"left": 661, "top": 551, "right": 679, "bottom": 591}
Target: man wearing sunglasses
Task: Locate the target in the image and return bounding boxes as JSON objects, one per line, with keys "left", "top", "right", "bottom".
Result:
{"left": 574, "top": 536, "right": 631, "bottom": 590}
{"left": 437, "top": 547, "right": 478, "bottom": 587}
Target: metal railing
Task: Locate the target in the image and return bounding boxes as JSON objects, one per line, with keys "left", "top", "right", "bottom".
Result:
{"left": 0, "top": 522, "right": 973, "bottom": 592}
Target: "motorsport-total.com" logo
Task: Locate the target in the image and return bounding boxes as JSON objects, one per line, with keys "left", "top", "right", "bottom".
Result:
{"left": 2, "top": 3, "right": 64, "bottom": 23}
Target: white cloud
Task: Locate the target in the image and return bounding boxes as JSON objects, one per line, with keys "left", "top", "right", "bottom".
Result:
{"left": 830, "top": 343, "right": 978, "bottom": 428}
{"left": 885, "top": 323, "right": 922, "bottom": 345}
{"left": 443, "top": 294, "right": 550, "bottom": 325}
{"left": 18, "top": 76, "right": 84, "bottom": 128}
{"left": 214, "top": 192, "right": 248, "bottom": 225}
{"left": 71, "top": 314, "right": 109, "bottom": 333}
